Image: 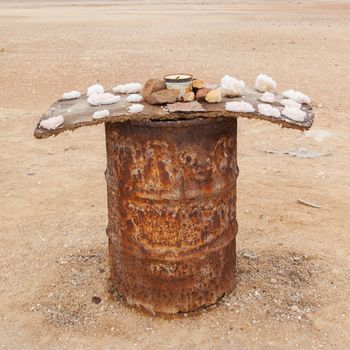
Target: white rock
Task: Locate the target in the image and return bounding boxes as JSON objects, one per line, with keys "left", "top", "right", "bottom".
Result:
{"left": 40, "top": 115, "right": 64, "bottom": 130}
{"left": 126, "top": 94, "right": 143, "bottom": 103}
{"left": 280, "top": 98, "right": 302, "bottom": 109}
{"left": 258, "top": 103, "right": 281, "bottom": 118}
{"left": 282, "top": 89, "right": 311, "bottom": 104}
{"left": 61, "top": 90, "right": 81, "bottom": 100}
{"left": 220, "top": 74, "right": 245, "bottom": 97}
{"left": 255, "top": 74, "right": 277, "bottom": 93}
{"left": 282, "top": 106, "right": 306, "bottom": 122}
{"left": 113, "top": 83, "right": 143, "bottom": 94}
{"left": 87, "top": 93, "right": 120, "bottom": 106}
{"left": 128, "top": 104, "right": 144, "bottom": 113}
{"left": 260, "top": 92, "right": 275, "bottom": 103}
{"left": 87, "top": 84, "right": 104, "bottom": 97}
{"left": 92, "top": 109, "right": 110, "bottom": 119}
{"left": 225, "top": 101, "right": 255, "bottom": 113}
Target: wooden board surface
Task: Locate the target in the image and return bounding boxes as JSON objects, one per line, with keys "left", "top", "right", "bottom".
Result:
{"left": 34, "top": 87, "right": 314, "bottom": 139}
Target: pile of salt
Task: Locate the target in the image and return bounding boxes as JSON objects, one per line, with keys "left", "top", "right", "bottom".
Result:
{"left": 113, "top": 83, "right": 142, "bottom": 94}
{"left": 258, "top": 103, "right": 281, "bottom": 118}
{"left": 128, "top": 104, "right": 144, "bottom": 113}
{"left": 259, "top": 92, "right": 275, "bottom": 103}
{"left": 282, "top": 106, "right": 306, "bottom": 122}
{"left": 87, "top": 93, "right": 121, "bottom": 106}
{"left": 92, "top": 110, "right": 110, "bottom": 119}
{"left": 225, "top": 101, "right": 255, "bottom": 113}
{"left": 282, "top": 90, "right": 311, "bottom": 104}
{"left": 220, "top": 74, "right": 245, "bottom": 97}
{"left": 87, "top": 84, "right": 104, "bottom": 97}
{"left": 61, "top": 91, "right": 81, "bottom": 100}
{"left": 127, "top": 94, "right": 143, "bottom": 103}
{"left": 255, "top": 74, "right": 277, "bottom": 93}
{"left": 40, "top": 115, "right": 64, "bottom": 130}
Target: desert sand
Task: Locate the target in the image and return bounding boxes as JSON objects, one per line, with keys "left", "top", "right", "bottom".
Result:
{"left": 1, "top": 0, "right": 350, "bottom": 349}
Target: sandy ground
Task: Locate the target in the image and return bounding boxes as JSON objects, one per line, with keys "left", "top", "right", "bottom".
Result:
{"left": 1, "top": 0, "right": 350, "bottom": 349}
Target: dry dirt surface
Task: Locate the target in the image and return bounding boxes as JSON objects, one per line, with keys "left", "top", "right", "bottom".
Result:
{"left": 1, "top": 0, "right": 350, "bottom": 349}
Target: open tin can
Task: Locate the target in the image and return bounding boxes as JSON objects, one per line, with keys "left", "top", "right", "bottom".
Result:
{"left": 164, "top": 74, "right": 193, "bottom": 101}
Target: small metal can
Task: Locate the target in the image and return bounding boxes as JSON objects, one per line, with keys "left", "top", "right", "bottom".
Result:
{"left": 164, "top": 74, "right": 193, "bottom": 101}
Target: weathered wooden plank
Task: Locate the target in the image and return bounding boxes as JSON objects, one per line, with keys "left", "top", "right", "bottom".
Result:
{"left": 34, "top": 87, "right": 314, "bottom": 139}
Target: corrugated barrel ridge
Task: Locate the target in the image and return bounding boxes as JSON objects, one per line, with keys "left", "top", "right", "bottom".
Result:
{"left": 105, "top": 117, "right": 238, "bottom": 314}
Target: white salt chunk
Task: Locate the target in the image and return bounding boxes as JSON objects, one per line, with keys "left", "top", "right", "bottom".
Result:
{"left": 128, "top": 104, "right": 144, "bottom": 114}
{"left": 282, "top": 106, "right": 306, "bottom": 122}
{"left": 260, "top": 92, "right": 275, "bottom": 103}
{"left": 220, "top": 74, "right": 245, "bottom": 97}
{"left": 258, "top": 103, "right": 281, "bottom": 118}
{"left": 62, "top": 90, "right": 81, "bottom": 100}
{"left": 87, "top": 84, "right": 104, "bottom": 97}
{"left": 126, "top": 94, "right": 143, "bottom": 103}
{"left": 282, "top": 89, "right": 311, "bottom": 104}
{"left": 87, "top": 93, "right": 121, "bottom": 106}
{"left": 112, "top": 85, "right": 127, "bottom": 94}
{"left": 113, "top": 83, "right": 143, "bottom": 94}
{"left": 225, "top": 101, "right": 255, "bottom": 113}
{"left": 280, "top": 98, "right": 302, "bottom": 109}
{"left": 92, "top": 109, "right": 110, "bottom": 119}
{"left": 255, "top": 74, "right": 277, "bottom": 93}
{"left": 39, "top": 115, "right": 64, "bottom": 130}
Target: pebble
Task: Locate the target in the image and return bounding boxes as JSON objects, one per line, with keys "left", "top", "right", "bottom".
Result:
{"left": 291, "top": 305, "right": 300, "bottom": 312}
{"left": 192, "top": 79, "right": 204, "bottom": 89}
{"left": 205, "top": 87, "right": 222, "bottom": 103}
{"left": 196, "top": 88, "right": 210, "bottom": 101}
{"left": 143, "top": 78, "right": 165, "bottom": 99}
{"left": 91, "top": 296, "right": 102, "bottom": 305}
{"left": 146, "top": 89, "right": 178, "bottom": 105}
{"left": 184, "top": 91, "right": 195, "bottom": 102}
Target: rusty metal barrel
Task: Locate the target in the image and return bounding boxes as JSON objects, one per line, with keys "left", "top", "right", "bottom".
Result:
{"left": 105, "top": 117, "right": 238, "bottom": 314}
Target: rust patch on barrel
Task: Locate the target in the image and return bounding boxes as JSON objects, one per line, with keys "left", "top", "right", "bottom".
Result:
{"left": 105, "top": 118, "right": 238, "bottom": 314}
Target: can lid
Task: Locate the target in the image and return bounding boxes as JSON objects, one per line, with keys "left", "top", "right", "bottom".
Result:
{"left": 164, "top": 74, "right": 193, "bottom": 83}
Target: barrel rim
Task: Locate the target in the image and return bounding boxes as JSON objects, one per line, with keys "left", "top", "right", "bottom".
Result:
{"left": 124, "top": 117, "right": 235, "bottom": 129}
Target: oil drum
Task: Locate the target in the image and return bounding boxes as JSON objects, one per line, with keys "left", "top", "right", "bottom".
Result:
{"left": 105, "top": 117, "right": 238, "bottom": 314}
